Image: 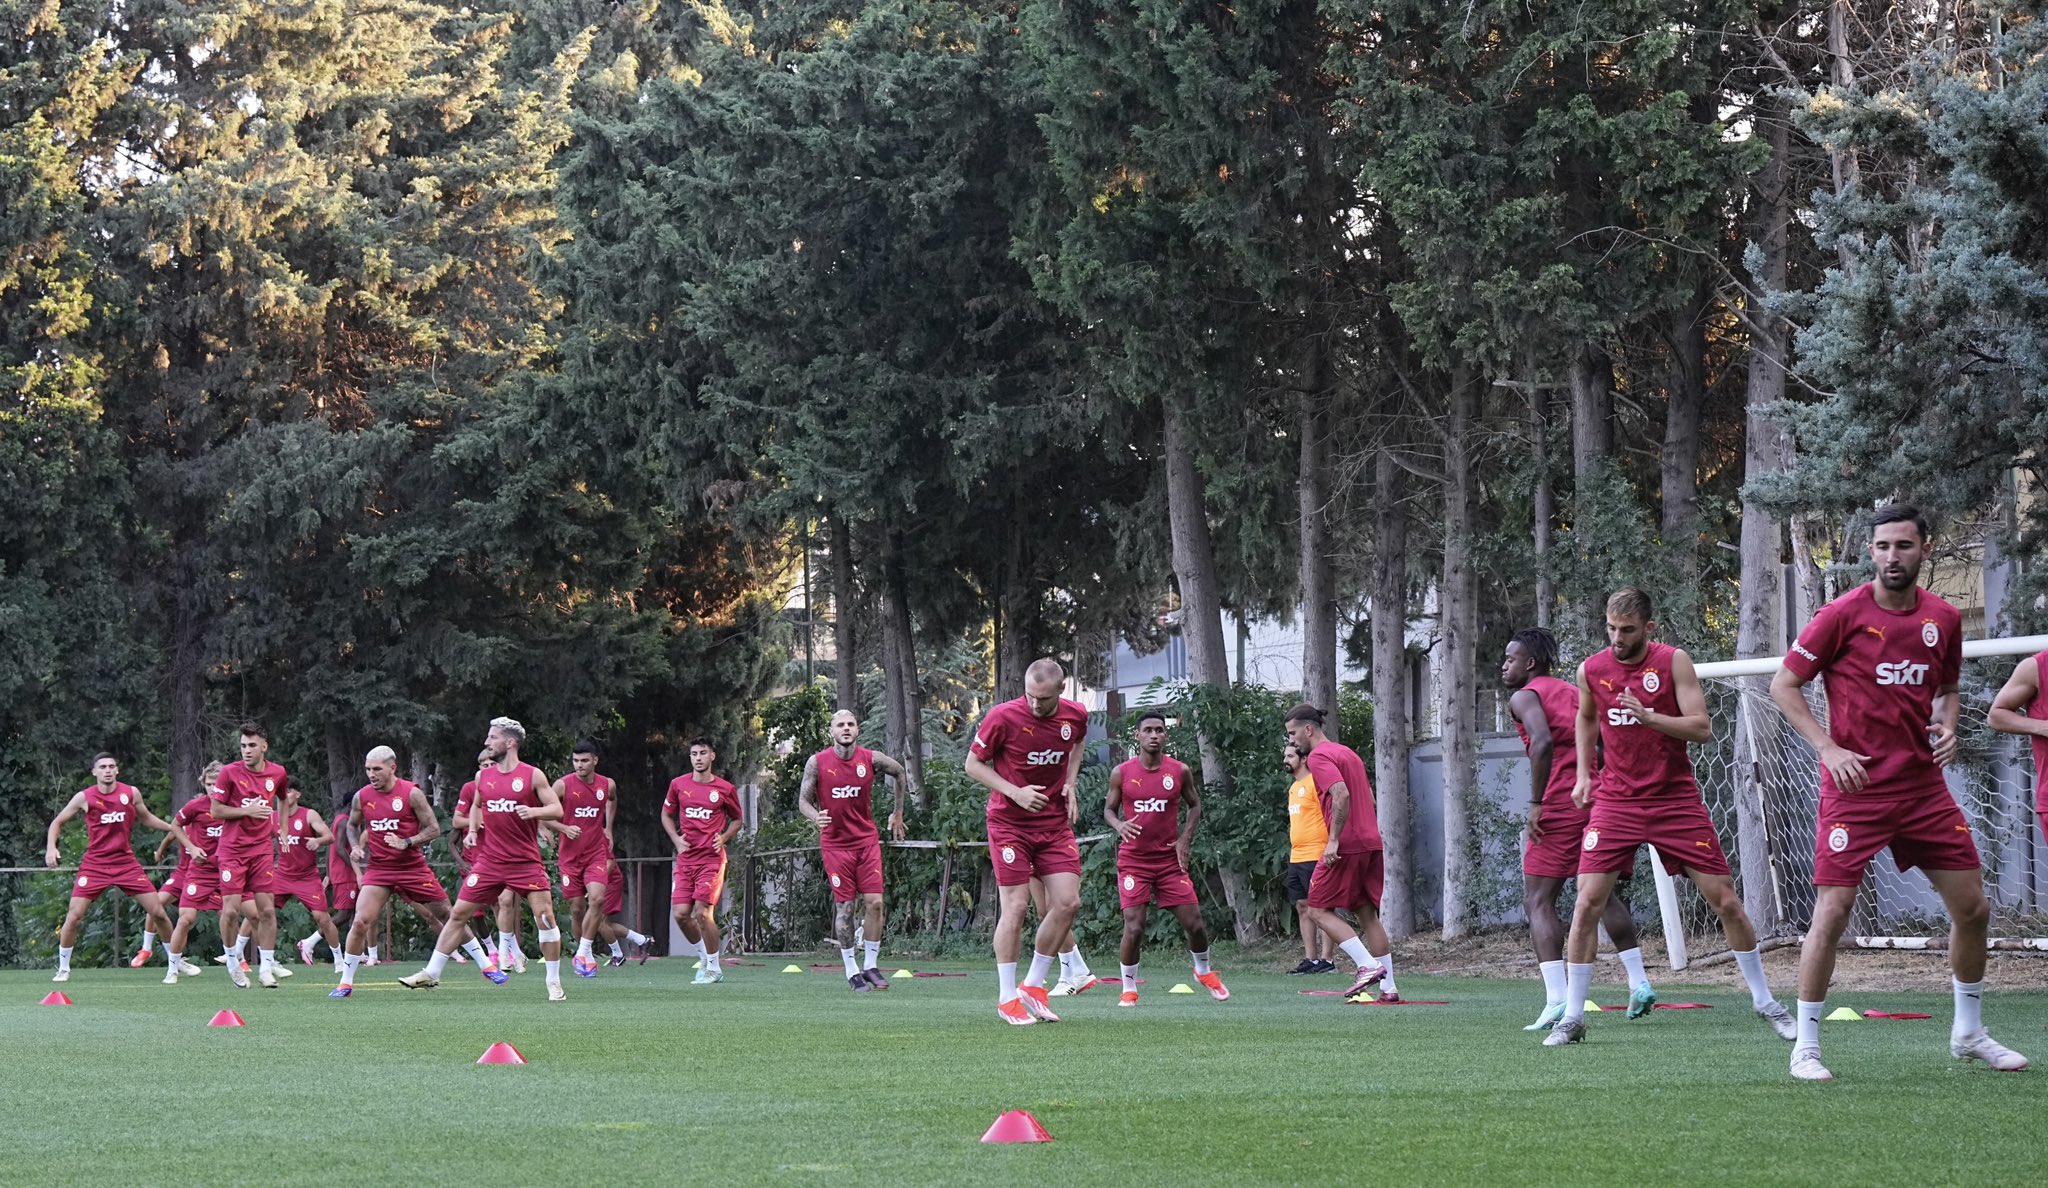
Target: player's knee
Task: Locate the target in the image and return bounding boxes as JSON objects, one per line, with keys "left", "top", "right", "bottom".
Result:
{"left": 1953, "top": 891, "right": 1990, "bottom": 930}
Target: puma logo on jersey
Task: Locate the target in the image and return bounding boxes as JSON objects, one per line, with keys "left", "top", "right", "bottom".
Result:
{"left": 829, "top": 785, "right": 862, "bottom": 799}
{"left": 1606, "top": 708, "right": 1640, "bottom": 726}
{"left": 1874, "top": 660, "right": 1929, "bottom": 686}
{"left": 485, "top": 798, "right": 520, "bottom": 812}
{"left": 1025, "top": 749, "right": 1066, "bottom": 766}
{"left": 369, "top": 818, "right": 401, "bottom": 832}
{"left": 684, "top": 806, "right": 716, "bottom": 820}
{"left": 97, "top": 811, "right": 127, "bottom": 825}
{"left": 1131, "top": 798, "right": 1169, "bottom": 813}
{"left": 573, "top": 806, "right": 601, "bottom": 819}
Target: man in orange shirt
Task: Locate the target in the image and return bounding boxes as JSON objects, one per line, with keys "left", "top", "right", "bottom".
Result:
{"left": 1283, "top": 741, "right": 1335, "bottom": 974}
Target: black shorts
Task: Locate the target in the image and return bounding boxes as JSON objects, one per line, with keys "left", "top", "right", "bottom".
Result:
{"left": 1284, "top": 860, "right": 1318, "bottom": 903}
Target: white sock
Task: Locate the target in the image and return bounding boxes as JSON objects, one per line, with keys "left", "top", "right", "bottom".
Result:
{"left": 230, "top": 936, "right": 248, "bottom": 959}
{"left": 1617, "top": 946, "right": 1650, "bottom": 990}
{"left": 58, "top": 946, "right": 74, "bottom": 971}
{"left": 301, "top": 932, "right": 319, "bottom": 948}
{"left": 461, "top": 937, "right": 491, "bottom": 967}
{"left": 609, "top": 941, "right": 624, "bottom": 958}
{"left": 1337, "top": 937, "right": 1371, "bottom": 969}
{"left": 1061, "top": 946, "right": 1090, "bottom": 980}
{"left": 705, "top": 946, "right": 721, "bottom": 972}
{"left": 841, "top": 947, "right": 861, "bottom": 978}
{"left": 498, "top": 932, "right": 516, "bottom": 958}
{"left": 341, "top": 954, "right": 362, "bottom": 987}
{"left": 367, "top": 945, "right": 379, "bottom": 962}
{"left": 1024, "top": 950, "right": 1054, "bottom": 989}
{"left": 1953, "top": 978, "right": 1984, "bottom": 1039}
{"left": 1370, "top": 949, "right": 1396, "bottom": 993}
{"left": 997, "top": 961, "right": 1019, "bottom": 1003}
{"left": 140, "top": 930, "right": 157, "bottom": 953}
{"left": 1121, "top": 962, "right": 1140, "bottom": 992}
{"left": 1732, "top": 947, "right": 1773, "bottom": 1009}
{"left": 1561, "top": 962, "right": 1594, "bottom": 1024}
{"left": 626, "top": 930, "right": 650, "bottom": 946}
{"left": 863, "top": 940, "right": 881, "bottom": 970}
{"left": 258, "top": 948, "right": 276, "bottom": 971}
{"left": 424, "top": 949, "right": 450, "bottom": 978}
{"left": 1191, "top": 949, "right": 1211, "bottom": 975}
{"left": 167, "top": 950, "right": 183, "bottom": 970}
{"left": 545, "top": 959, "right": 561, "bottom": 985}
{"left": 1539, "top": 959, "right": 1566, "bottom": 1006}
{"left": 577, "top": 937, "right": 594, "bottom": 959}
{"left": 1796, "top": 999, "right": 1823, "bottom": 1051}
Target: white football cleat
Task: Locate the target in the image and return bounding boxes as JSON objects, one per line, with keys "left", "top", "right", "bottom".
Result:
{"left": 178, "top": 959, "right": 203, "bottom": 976}
{"left": 258, "top": 966, "right": 278, "bottom": 989}
{"left": 547, "top": 982, "right": 566, "bottom": 1002}
{"left": 1542, "top": 1018, "right": 1586, "bottom": 1046}
{"left": 1951, "top": 1031, "right": 2029, "bottom": 1071}
{"left": 51, "top": 969, "right": 70, "bottom": 984}
{"left": 1756, "top": 1001, "right": 1797, "bottom": 1041}
{"left": 228, "top": 963, "right": 250, "bottom": 989}
{"left": 397, "top": 970, "right": 440, "bottom": 989}
{"left": 162, "top": 969, "right": 179, "bottom": 986}
{"left": 1789, "top": 1048, "right": 1833, "bottom": 1081}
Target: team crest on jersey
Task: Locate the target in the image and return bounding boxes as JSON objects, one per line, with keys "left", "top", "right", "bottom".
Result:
{"left": 1828, "top": 825, "right": 1849, "bottom": 853}
{"left": 1642, "top": 671, "right": 1662, "bottom": 694}
{"left": 856, "top": 764, "right": 867, "bottom": 778}
{"left": 1122, "top": 875, "right": 1135, "bottom": 891}
{"left": 466, "top": 873, "right": 479, "bottom": 887}
{"left": 709, "top": 790, "right": 720, "bottom": 803}
{"left": 391, "top": 797, "right": 403, "bottom": 812}
{"left": 1162, "top": 775, "right": 1175, "bottom": 791}
{"left": 1001, "top": 846, "right": 1016, "bottom": 865}
{"left": 1060, "top": 723, "right": 1073, "bottom": 741}
{"left": 596, "top": 789, "right": 605, "bottom": 801}
{"left": 511, "top": 778, "right": 524, "bottom": 793}
{"left": 1922, "top": 621, "right": 1940, "bottom": 648}
{"left": 293, "top": 819, "right": 303, "bottom": 831}
{"left": 830, "top": 874, "right": 841, "bottom": 888}
{"left": 1582, "top": 829, "right": 1599, "bottom": 851}
{"left": 265, "top": 779, "right": 275, "bottom": 792}
{"left": 117, "top": 791, "right": 129, "bottom": 805}
{"left": 76, "top": 874, "right": 88, "bottom": 888}
{"left": 186, "top": 882, "right": 198, "bottom": 895}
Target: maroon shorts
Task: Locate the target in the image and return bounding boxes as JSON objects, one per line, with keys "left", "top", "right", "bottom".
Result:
{"left": 822, "top": 843, "right": 883, "bottom": 902}
{"left": 179, "top": 870, "right": 223, "bottom": 912}
{"left": 556, "top": 856, "right": 612, "bottom": 900}
{"left": 1523, "top": 803, "right": 1591, "bottom": 879}
{"left": 1814, "top": 790, "right": 1981, "bottom": 886}
{"left": 988, "top": 825, "right": 1082, "bottom": 888}
{"left": 459, "top": 861, "right": 552, "bottom": 906}
{"left": 330, "top": 879, "right": 359, "bottom": 913}
{"left": 271, "top": 875, "right": 329, "bottom": 913}
{"left": 673, "top": 853, "right": 728, "bottom": 907}
{"left": 216, "top": 849, "right": 274, "bottom": 897}
{"left": 1306, "top": 850, "right": 1384, "bottom": 912}
{"left": 603, "top": 867, "right": 624, "bottom": 917}
{"left": 73, "top": 862, "right": 156, "bottom": 904}
{"left": 1577, "top": 795, "right": 1730, "bottom": 878}
{"left": 363, "top": 863, "right": 452, "bottom": 906}
{"left": 1117, "top": 854, "right": 1198, "bottom": 909}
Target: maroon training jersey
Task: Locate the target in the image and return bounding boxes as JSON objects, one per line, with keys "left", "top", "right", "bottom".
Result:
{"left": 174, "top": 795, "right": 225, "bottom": 874}
{"left": 355, "top": 780, "right": 430, "bottom": 872}
{"left": 327, "top": 832, "right": 358, "bottom": 891}
{"left": 2030, "top": 650, "right": 2048, "bottom": 816}
{"left": 1513, "top": 674, "right": 1582, "bottom": 811}
{"left": 970, "top": 696, "right": 1090, "bottom": 829}
{"left": 274, "top": 805, "right": 319, "bottom": 879}
{"left": 1303, "top": 740, "right": 1382, "bottom": 852}
{"left": 473, "top": 763, "right": 549, "bottom": 867}
{"left": 556, "top": 772, "right": 615, "bottom": 865}
{"left": 664, "top": 774, "right": 741, "bottom": 849}
{"left": 813, "top": 746, "right": 879, "bottom": 848}
{"left": 1114, "top": 756, "right": 1190, "bottom": 860}
{"left": 1583, "top": 641, "right": 1698, "bottom": 800}
{"left": 80, "top": 784, "right": 143, "bottom": 868}
{"left": 1784, "top": 584, "right": 1963, "bottom": 800}
{"left": 211, "top": 761, "right": 286, "bottom": 854}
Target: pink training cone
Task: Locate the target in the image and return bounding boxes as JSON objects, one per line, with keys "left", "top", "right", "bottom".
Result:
{"left": 477, "top": 1042, "right": 527, "bottom": 1065}
{"left": 207, "top": 1009, "right": 246, "bottom": 1027}
{"left": 40, "top": 991, "right": 72, "bottom": 1005}
{"left": 981, "top": 1110, "right": 1053, "bottom": 1143}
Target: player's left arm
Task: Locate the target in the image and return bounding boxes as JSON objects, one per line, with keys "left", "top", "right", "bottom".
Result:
{"left": 138, "top": 801, "right": 196, "bottom": 857}
{"left": 1988, "top": 657, "right": 2046, "bottom": 739}
{"left": 604, "top": 783, "right": 618, "bottom": 848}
{"left": 872, "top": 752, "right": 912, "bottom": 840}
{"left": 44, "top": 792, "right": 85, "bottom": 867}
{"left": 305, "top": 809, "right": 334, "bottom": 852}
{"left": 1928, "top": 682, "right": 1963, "bottom": 765}
{"left": 404, "top": 789, "right": 444, "bottom": 851}
{"left": 1062, "top": 729, "right": 1085, "bottom": 828}
{"left": 1103, "top": 765, "right": 1135, "bottom": 841}
{"left": 710, "top": 795, "right": 742, "bottom": 851}
{"left": 1628, "top": 650, "right": 1713, "bottom": 743}
{"left": 518, "top": 773, "right": 564, "bottom": 823}
{"left": 1175, "top": 774, "right": 1202, "bottom": 872}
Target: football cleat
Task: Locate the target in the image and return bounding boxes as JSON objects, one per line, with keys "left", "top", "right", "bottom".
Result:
{"left": 1196, "top": 971, "right": 1230, "bottom": 1001}
{"left": 1756, "top": 1001, "right": 1797, "bottom": 1041}
{"left": 328, "top": 985, "right": 353, "bottom": 999}
{"left": 1117, "top": 991, "right": 1139, "bottom": 1008}
{"left": 861, "top": 968, "right": 890, "bottom": 991}
{"left": 239, "top": 960, "right": 251, "bottom": 974}
{"left": 1050, "top": 974, "right": 1100, "bottom": 997}
{"left": 508, "top": 951, "right": 528, "bottom": 975}
{"left": 51, "top": 969, "right": 70, "bottom": 984}
{"left": 1789, "top": 1048, "right": 1833, "bottom": 1081}
{"left": 1543, "top": 1018, "right": 1587, "bottom": 1046}
{"left": 397, "top": 970, "right": 440, "bottom": 990}
{"left": 258, "top": 966, "right": 278, "bottom": 989}
{"left": 1343, "top": 964, "right": 1384, "bottom": 999}
{"left": 212, "top": 954, "right": 231, "bottom": 965}
{"left": 1951, "top": 1031, "right": 2029, "bottom": 1071}
{"left": 1287, "top": 958, "right": 1319, "bottom": 975}
{"left": 162, "top": 970, "right": 179, "bottom": 985}
{"left": 273, "top": 964, "right": 292, "bottom": 978}
{"left": 1524, "top": 1002, "right": 1566, "bottom": 1032}
{"left": 692, "top": 968, "right": 723, "bottom": 985}
{"left": 1019, "top": 985, "right": 1062, "bottom": 1022}
{"left": 547, "top": 982, "right": 566, "bottom": 1002}
{"left": 297, "top": 939, "right": 317, "bottom": 966}
{"left": 848, "top": 974, "right": 872, "bottom": 993}
{"left": 607, "top": 950, "right": 627, "bottom": 968}
{"left": 178, "top": 959, "right": 203, "bottom": 976}
{"left": 635, "top": 942, "right": 651, "bottom": 966}
{"left": 228, "top": 963, "right": 250, "bottom": 989}
{"left": 1627, "top": 985, "right": 1658, "bottom": 1020}
{"left": 1310, "top": 958, "right": 1337, "bottom": 973}
{"left": 573, "top": 955, "right": 599, "bottom": 978}
{"left": 480, "top": 962, "right": 508, "bottom": 986}
{"left": 997, "top": 998, "right": 1037, "bottom": 1026}
{"left": 128, "top": 947, "right": 153, "bottom": 969}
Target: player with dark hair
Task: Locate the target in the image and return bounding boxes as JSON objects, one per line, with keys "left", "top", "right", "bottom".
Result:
{"left": 1502, "top": 627, "right": 1657, "bottom": 1030}
{"left": 1282, "top": 740, "right": 1334, "bottom": 973}
{"left": 272, "top": 784, "right": 345, "bottom": 971}
{"left": 798, "top": 710, "right": 913, "bottom": 991}
{"left": 1773, "top": 505, "right": 2027, "bottom": 1078}
{"left": 662, "top": 737, "right": 743, "bottom": 985}
{"left": 1284, "top": 702, "right": 1400, "bottom": 1004}
{"left": 155, "top": 761, "right": 226, "bottom": 982}
{"left": 1104, "top": 710, "right": 1225, "bottom": 1005}
{"left": 43, "top": 753, "right": 193, "bottom": 982}
{"left": 209, "top": 721, "right": 286, "bottom": 988}
{"left": 547, "top": 738, "right": 619, "bottom": 978}
{"left": 1544, "top": 589, "right": 1792, "bottom": 1048}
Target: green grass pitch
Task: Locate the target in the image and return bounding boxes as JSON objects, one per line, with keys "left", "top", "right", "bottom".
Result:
{"left": 2, "top": 958, "right": 2040, "bottom": 1186}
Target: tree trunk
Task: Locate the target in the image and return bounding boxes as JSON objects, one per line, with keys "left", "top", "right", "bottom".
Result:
{"left": 1661, "top": 281, "right": 1709, "bottom": 576}
{"left": 1527, "top": 360, "right": 1555, "bottom": 630}
{"left": 1162, "top": 391, "right": 1259, "bottom": 943}
{"left": 1371, "top": 429, "right": 1414, "bottom": 940}
{"left": 324, "top": 722, "right": 363, "bottom": 819}
{"left": 167, "top": 601, "right": 206, "bottom": 805}
{"left": 1569, "top": 344, "right": 1615, "bottom": 637}
{"left": 828, "top": 513, "right": 859, "bottom": 716}
{"left": 879, "top": 533, "right": 924, "bottom": 799}
{"left": 996, "top": 507, "right": 1031, "bottom": 702}
{"left": 1439, "top": 369, "right": 1479, "bottom": 939}
{"left": 1298, "top": 382, "right": 1338, "bottom": 737}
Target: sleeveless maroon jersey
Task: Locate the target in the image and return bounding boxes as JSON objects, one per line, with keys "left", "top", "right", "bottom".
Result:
{"left": 1512, "top": 674, "right": 1583, "bottom": 811}
{"left": 813, "top": 746, "right": 879, "bottom": 847}
{"left": 473, "top": 762, "right": 548, "bottom": 867}
{"left": 356, "top": 780, "right": 430, "bottom": 872}
{"left": 1114, "top": 755, "right": 1189, "bottom": 860}
{"left": 211, "top": 761, "right": 286, "bottom": 855}
{"left": 1583, "top": 641, "right": 1698, "bottom": 800}
{"left": 174, "top": 794, "right": 226, "bottom": 873}
{"left": 556, "top": 772, "right": 614, "bottom": 864}
{"left": 80, "top": 783, "right": 143, "bottom": 868}
{"left": 2031, "top": 649, "right": 2048, "bottom": 817}
{"left": 274, "top": 805, "right": 320, "bottom": 878}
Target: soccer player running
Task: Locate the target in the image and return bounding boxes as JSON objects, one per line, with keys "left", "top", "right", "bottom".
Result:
{"left": 402, "top": 719, "right": 567, "bottom": 999}
{"left": 1545, "top": 588, "right": 1793, "bottom": 1048}
{"left": 1103, "top": 710, "right": 1226, "bottom": 1006}
{"left": 336, "top": 746, "right": 501, "bottom": 998}
{"left": 797, "top": 710, "right": 912, "bottom": 992}
{"left": 209, "top": 722, "right": 288, "bottom": 988}
{"left": 1502, "top": 628, "right": 1658, "bottom": 1030}
{"left": 547, "top": 738, "right": 625, "bottom": 978}
{"left": 661, "top": 737, "right": 744, "bottom": 984}
{"left": 43, "top": 753, "right": 193, "bottom": 983}
{"left": 1282, "top": 741, "right": 1335, "bottom": 974}
{"left": 272, "top": 785, "right": 345, "bottom": 971}
{"left": 154, "top": 761, "right": 225, "bottom": 982}
{"left": 1987, "top": 643, "right": 2048, "bottom": 847}
{"left": 453, "top": 749, "right": 522, "bottom": 972}
{"left": 966, "top": 657, "right": 1092, "bottom": 1025}
{"left": 1284, "top": 703, "right": 1401, "bottom": 1004}
{"left": 1772, "top": 506, "right": 2027, "bottom": 1079}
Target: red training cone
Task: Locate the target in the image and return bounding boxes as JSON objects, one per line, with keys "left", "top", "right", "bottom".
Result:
{"left": 980, "top": 1110, "right": 1053, "bottom": 1143}
{"left": 40, "top": 991, "right": 72, "bottom": 1006}
{"left": 207, "top": 1009, "right": 246, "bottom": 1027}
{"left": 477, "top": 1042, "right": 527, "bottom": 1065}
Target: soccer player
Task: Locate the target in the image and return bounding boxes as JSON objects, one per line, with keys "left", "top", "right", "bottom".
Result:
{"left": 1987, "top": 645, "right": 2048, "bottom": 846}
{"left": 401, "top": 719, "right": 566, "bottom": 999}
{"left": 1502, "top": 628, "right": 1658, "bottom": 1029}
{"left": 549, "top": 738, "right": 621, "bottom": 978}
{"left": 156, "top": 762, "right": 227, "bottom": 982}
{"left": 1282, "top": 741, "right": 1335, "bottom": 974}
{"left": 661, "top": 738, "right": 744, "bottom": 985}
{"left": 42, "top": 753, "right": 192, "bottom": 982}
{"left": 272, "top": 785, "right": 345, "bottom": 970}
{"left": 1103, "top": 710, "right": 1226, "bottom": 1005}
{"left": 966, "top": 657, "right": 1092, "bottom": 1025}
{"left": 1544, "top": 588, "right": 1793, "bottom": 1048}
{"left": 594, "top": 857, "right": 652, "bottom": 966}
{"left": 798, "top": 710, "right": 912, "bottom": 991}
{"left": 209, "top": 722, "right": 287, "bottom": 988}
{"left": 452, "top": 749, "right": 521, "bottom": 971}
{"left": 325, "top": 815, "right": 362, "bottom": 959}
{"left": 1772, "top": 506, "right": 2028, "bottom": 1079}
{"left": 336, "top": 746, "right": 501, "bottom": 998}
{"left": 1284, "top": 703, "right": 1401, "bottom": 1004}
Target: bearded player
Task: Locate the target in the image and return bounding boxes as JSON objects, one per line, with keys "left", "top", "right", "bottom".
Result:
{"left": 402, "top": 719, "right": 566, "bottom": 999}
{"left": 1987, "top": 643, "right": 2048, "bottom": 846}
{"left": 662, "top": 738, "right": 744, "bottom": 985}
{"left": 1284, "top": 703, "right": 1401, "bottom": 1004}
{"left": 798, "top": 710, "right": 912, "bottom": 991}
{"left": 454, "top": 749, "right": 523, "bottom": 972}
{"left": 966, "top": 657, "right": 1091, "bottom": 1025}
{"left": 209, "top": 722, "right": 287, "bottom": 988}
{"left": 548, "top": 738, "right": 622, "bottom": 978}
{"left": 1544, "top": 588, "right": 1793, "bottom": 1048}
{"left": 43, "top": 753, "right": 193, "bottom": 982}
{"left": 1103, "top": 710, "right": 1226, "bottom": 1006}
{"left": 272, "top": 785, "right": 345, "bottom": 971}
{"left": 1502, "top": 628, "right": 1658, "bottom": 1029}
{"left": 1773, "top": 505, "right": 2027, "bottom": 1079}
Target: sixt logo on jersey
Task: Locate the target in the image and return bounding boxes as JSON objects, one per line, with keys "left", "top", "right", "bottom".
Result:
{"left": 829, "top": 785, "right": 862, "bottom": 799}
{"left": 1875, "top": 660, "right": 1930, "bottom": 686}
{"left": 369, "top": 818, "right": 401, "bottom": 832}
{"left": 239, "top": 797, "right": 267, "bottom": 810}
{"left": 1024, "top": 749, "right": 1067, "bottom": 766}
{"left": 97, "top": 811, "right": 127, "bottom": 825}
{"left": 683, "top": 806, "right": 715, "bottom": 821}
{"left": 485, "top": 798, "right": 520, "bottom": 812}
{"left": 1131, "top": 798, "right": 1169, "bottom": 813}
{"left": 573, "top": 806, "right": 601, "bottom": 819}
{"left": 1606, "top": 708, "right": 1640, "bottom": 726}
